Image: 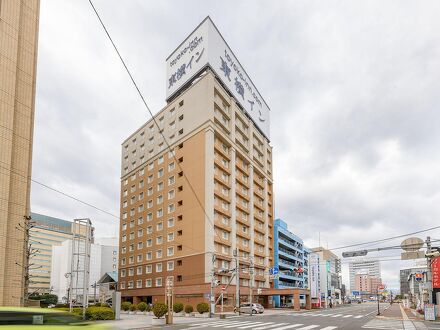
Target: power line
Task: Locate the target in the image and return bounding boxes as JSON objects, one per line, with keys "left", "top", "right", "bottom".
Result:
{"left": 324, "top": 225, "right": 440, "bottom": 251}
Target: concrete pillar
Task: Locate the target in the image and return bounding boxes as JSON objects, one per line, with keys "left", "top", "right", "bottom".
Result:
{"left": 306, "top": 294, "right": 311, "bottom": 310}
{"left": 293, "top": 291, "right": 300, "bottom": 311}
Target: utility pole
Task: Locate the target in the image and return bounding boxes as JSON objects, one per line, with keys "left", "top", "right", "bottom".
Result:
{"left": 249, "top": 256, "right": 254, "bottom": 306}
{"left": 210, "top": 254, "right": 216, "bottom": 318}
{"left": 234, "top": 249, "right": 240, "bottom": 315}
{"left": 426, "top": 236, "right": 433, "bottom": 304}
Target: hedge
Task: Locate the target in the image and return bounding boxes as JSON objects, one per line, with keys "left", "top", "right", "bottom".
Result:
{"left": 184, "top": 305, "right": 193, "bottom": 314}
{"left": 153, "top": 302, "right": 168, "bottom": 318}
{"left": 129, "top": 304, "right": 138, "bottom": 312}
{"left": 85, "top": 306, "right": 115, "bottom": 320}
{"left": 197, "top": 302, "right": 209, "bottom": 314}
{"left": 121, "top": 301, "right": 132, "bottom": 311}
{"left": 173, "top": 302, "right": 184, "bottom": 313}
{"left": 138, "top": 302, "right": 147, "bottom": 312}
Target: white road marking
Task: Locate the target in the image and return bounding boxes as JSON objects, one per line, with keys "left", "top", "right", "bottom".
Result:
{"left": 320, "top": 327, "right": 338, "bottom": 330}
{"left": 342, "top": 315, "right": 352, "bottom": 318}
{"left": 330, "top": 314, "right": 343, "bottom": 317}
{"left": 270, "top": 324, "right": 305, "bottom": 330}
{"left": 354, "top": 315, "right": 363, "bottom": 318}
{"left": 253, "top": 323, "right": 288, "bottom": 330}
{"left": 223, "top": 321, "right": 263, "bottom": 328}
{"left": 237, "top": 322, "right": 266, "bottom": 329}
{"left": 295, "top": 326, "right": 320, "bottom": 330}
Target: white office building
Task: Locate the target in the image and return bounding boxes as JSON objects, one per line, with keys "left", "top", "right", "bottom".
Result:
{"left": 51, "top": 239, "right": 118, "bottom": 302}
{"left": 349, "top": 259, "right": 381, "bottom": 292}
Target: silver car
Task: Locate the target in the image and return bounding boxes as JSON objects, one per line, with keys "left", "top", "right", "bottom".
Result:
{"left": 234, "top": 303, "right": 264, "bottom": 314}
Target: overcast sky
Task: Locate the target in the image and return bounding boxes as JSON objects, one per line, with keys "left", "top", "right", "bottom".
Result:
{"left": 32, "top": 0, "right": 440, "bottom": 290}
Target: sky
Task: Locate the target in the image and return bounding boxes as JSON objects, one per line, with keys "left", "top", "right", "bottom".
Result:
{"left": 31, "top": 0, "right": 440, "bottom": 291}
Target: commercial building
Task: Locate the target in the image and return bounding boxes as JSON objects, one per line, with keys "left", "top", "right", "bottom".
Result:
{"left": 272, "top": 219, "right": 309, "bottom": 307}
{"left": 0, "top": 0, "right": 40, "bottom": 306}
{"left": 349, "top": 259, "right": 381, "bottom": 293}
{"left": 354, "top": 274, "right": 382, "bottom": 296}
{"left": 310, "top": 247, "right": 342, "bottom": 307}
{"left": 28, "top": 213, "right": 75, "bottom": 294}
{"left": 51, "top": 239, "right": 118, "bottom": 302}
{"left": 118, "top": 17, "right": 273, "bottom": 307}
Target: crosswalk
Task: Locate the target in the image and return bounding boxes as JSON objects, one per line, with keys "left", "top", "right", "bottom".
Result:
{"left": 362, "top": 319, "right": 429, "bottom": 330}
{"left": 185, "top": 320, "right": 338, "bottom": 330}
{"left": 290, "top": 312, "right": 366, "bottom": 319}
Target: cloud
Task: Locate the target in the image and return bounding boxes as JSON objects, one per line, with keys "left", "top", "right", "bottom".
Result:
{"left": 32, "top": 0, "right": 440, "bottom": 290}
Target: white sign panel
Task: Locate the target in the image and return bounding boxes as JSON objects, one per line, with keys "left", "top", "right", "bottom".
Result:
{"left": 309, "top": 253, "right": 319, "bottom": 299}
{"left": 166, "top": 17, "right": 270, "bottom": 138}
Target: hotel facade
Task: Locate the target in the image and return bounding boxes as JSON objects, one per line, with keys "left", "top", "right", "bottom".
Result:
{"left": 118, "top": 17, "right": 273, "bottom": 307}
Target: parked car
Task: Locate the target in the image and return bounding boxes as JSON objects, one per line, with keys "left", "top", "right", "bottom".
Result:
{"left": 234, "top": 303, "right": 264, "bottom": 314}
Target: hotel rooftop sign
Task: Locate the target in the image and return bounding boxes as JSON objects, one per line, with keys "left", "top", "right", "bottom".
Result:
{"left": 166, "top": 16, "right": 270, "bottom": 139}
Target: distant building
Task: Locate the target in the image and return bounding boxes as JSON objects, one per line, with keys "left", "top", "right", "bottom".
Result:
{"left": 354, "top": 274, "right": 382, "bottom": 296}
{"left": 311, "top": 247, "right": 342, "bottom": 306}
{"left": 28, "top": 213, "right": 74, "bottom": 294}
{"left": 349, "top": 259, "right": 381, "bottom": 293}
{"left": 272, "top": 219, "right": 309, "bottom": 307}
{"left": 400, "top": 266, "right": 428, "bottom": 301}
{"left": 51, "top": 240, "right": 118, "bottom": 302}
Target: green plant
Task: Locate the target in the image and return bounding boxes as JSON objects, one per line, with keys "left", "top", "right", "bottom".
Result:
{"left": 121, "top": 301, "right": 132, "bottom": 311}
{"left": 101, "top": 303, "right": 110, "bottom": 308}
{"left": 173, "top": 302, "right": 184, "bottom": 313}
{"left": 85, "top": 306, "right": 115, "bottom": 320}
{"left": 28, "top": 293, "right": 59, "bottom": 307}
{"left": 153, "top": 302, "right": 168, "bottom": 318}
{"left": 146, "top": 304, "right": 152, "bottom": 312}
{"left": 184, "top": 305, "right": 193, "bottom": 314}
{"left": 138, "top": 302, "right": 147, "bottom": 312}
{"left": 130, "top": 304, "right": 138, "bottom": 312}
{"left": 196, "top": 302, "right": 209, "bottom": 314}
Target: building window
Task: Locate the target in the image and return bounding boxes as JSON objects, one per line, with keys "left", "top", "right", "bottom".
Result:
{"left": 167, "top": 218, "right": 174, "bottom": 228}
{"left": 128, "top": 268, "right": 134, "bottom": 276}
{"left": 168, "top": 190, "right": 175, "bottom": 199}
{"left": 168, "top": 204, "right": 175, "bottom": 214}
{"left": 145, "top": 279, "right": 152, "bottom": 287}
{"left": 121, "top": 269, "right": 126, "bottom": 277}
{"left": 157, "top": 222, "right": 163, "bottom": 231}
{"left": 167, "top": 247, "right": 174, "bottom": 256}
{"left": 146, "top": 239, "right": 152, "bottom": 247}
{"left": 157, "top": 195, "right": 163, "bottom": 204}
{"left": 167, "top": 233, "right": 174, "bottom": 242}
{"left": 157, "top": 209, "right": 163, "bottom": 217}
{"left": 158, "top": 155, "right": 164, "bottom": 164}
{"left": 156, "top": 250, "right": 163, "bottom": 258}
{"left": 146, "top": 265, "right": 152, "bottom": 273}
{"left": 156, "top": 278, "right": 162, "bottom": 287}
{"left": 120, "top": 282, "right": 126, "bottom": 289}
{"left": 168, "top": 162, "right": 175, "bottom": 171}
{"left": 167, "top": 261, "right": 174, "bottom": 271}
{"left": 156, "top": 236, "right": 163, "bottom": 245}
{"left": 168, "top": 176, "right": 175, "bottom": 185}
{"left": 137, "top": 266, "right": 142, "bottom": 275}
{"left": 136, "top": 280, "right": 142, "bottom": 288}
{"left": 146, "top": 252, "right": 152, "bottom": 260}
{"left": 156, "top": 263, "right": 163, "bottom": 272}
{"left": 158, "top": 168, "right": 164, "bottom": 178}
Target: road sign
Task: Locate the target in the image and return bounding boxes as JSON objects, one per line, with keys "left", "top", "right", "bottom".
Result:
{"left": 342, "top": 250, "right": 368, "bottom": 258}
{"left": 352, "top": 291, "right": 360, "bottom": 297}
{"left": 432, "top": 257, "right": 440, "bottom": 288}
{"left": 269, "top": 267, "right": 279, "bottom": 275}
{"left": 425, "top": 304, "right": 436, "bottom": 321}
{"left": 415, "top": 273, "right": 423, "bottom": 282}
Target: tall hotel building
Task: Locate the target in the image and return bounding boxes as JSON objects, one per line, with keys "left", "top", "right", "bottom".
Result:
{"left": 118, "top": 17, "right": 273, "bottom": 306}
{"left": 0, "top": 1, "right": 40, "bottom": 306}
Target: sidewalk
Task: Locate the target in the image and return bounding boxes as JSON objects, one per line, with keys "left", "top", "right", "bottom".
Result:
{"left": 378, "top": 303, "right": 417, "bottom": 321}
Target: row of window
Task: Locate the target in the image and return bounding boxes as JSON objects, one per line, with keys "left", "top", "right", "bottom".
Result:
{"left": 120, "top": 246, "right": 177, "bottom": 265}
{"left": 121, "top": 260, "right": 175, "bottom": 277}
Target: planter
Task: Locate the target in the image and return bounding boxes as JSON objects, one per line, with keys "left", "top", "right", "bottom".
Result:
{"left": 174, "top": 312, "right": 184, "bottom": 317}
{"left": 185, "top": 313, "right": 192, "bottom": 317}
{"left": 152, "top": 318, "right": 166, "bottom": 326}
{"left": 195, "top": 313, "right": 209, "bottom": 318}
{"left": 147, "top": 311, "right": 153, "bottom": 316}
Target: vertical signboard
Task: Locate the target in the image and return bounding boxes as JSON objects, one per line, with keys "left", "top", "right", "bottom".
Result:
{"left": 432, "top": 256, "right": 440, "bottom": 289}
{"left": 309, "top": 253, "right": 319, "bottom": 299}
{"left": 166, "top": 17, "right": 270, "bottom": 138}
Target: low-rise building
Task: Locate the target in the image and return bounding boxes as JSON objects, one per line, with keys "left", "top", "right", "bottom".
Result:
{"left": 273, "top": 219, "right": 309, "bottom": 307}
{"left": 51, "top": 239, "right": 118, "bottom": 302}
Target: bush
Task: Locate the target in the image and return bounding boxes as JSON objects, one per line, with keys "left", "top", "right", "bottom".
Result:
{"left": 93, "top": 302, "right": 102, "bottom": 307}
{"left": 173, "top": 302, "right": 184, "bottom": 313}
{"left": 29, "top": 293, "right": 59, "bottom": 307}
{"left": 153, "top": 302, "right": 168, "bottom": 318}
{"left": 101, "top": 303, "right": 110, "bottom": 308}
{"left": 184, "top": 305, "right": 193, "bottom": 314}
{"left": 85, "top": 306, "right": 115, "bottom": 320}
{"left": 121, "top": 301, "right": 132, "bottom": 311}
{"left": 197, "top": 302, "right": 209, "bottom": 314}
{"left": 145, "top": 304, "right": 152, "bottom": 312}
{"left": 54, "top": 303, "right": 69, "bottom": 308}
{"left": 129, "top": 304, "right": 138, "bottom": 312}
{"left": 138, "top": 302, "right": 147, "bottom": 312}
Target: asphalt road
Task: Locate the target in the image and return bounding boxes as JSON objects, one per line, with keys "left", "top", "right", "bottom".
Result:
{"left": 167, "top": 303, "right": 390, "bottom": 330}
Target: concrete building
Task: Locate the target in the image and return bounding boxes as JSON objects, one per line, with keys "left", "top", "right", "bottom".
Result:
{"left": 311, "top": 247, "right": 342, "bottom": 307}
{"left": 349, "top": 259, "right": 381, "bottom": 293}
{"left": 354, "top": 274, "right": 382, "bottom": 296}
{"left": 118, "top": 17, "right": 273, "bottom": 307}
{"left": 28, "top": 213, "right": 74, "bottom": 294}
{"left": 51, "top": 240, "right": 118, "bottom": 302}
{"left": 272, "top": 219, "right": 309, "bottom": 307}
{"left": 0, "top": 0, "right": 40, "bottom": 306}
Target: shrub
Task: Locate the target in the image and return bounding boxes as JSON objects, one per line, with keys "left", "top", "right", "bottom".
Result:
{"left": 184, "top": 305, "right": 193, "bottom": 314}
{"left": 121, "top": 301, "right": 132, "bottom": 311}
{"left": 196, "top": 302, "right": 209, "bottom": 314}
{"left": 145, "top": 304, "right": 152, "bottom": 312}
{"left": 101, "top": 303, "right": 110, "bottom": 308}
{"left": 85, "top": 306, "right": 115, "bottom": 320}
{"left": 173, "top": 302, "right": 184, "bottom": 313}
{"left": 29, "top": 293, "right": 59, "bottom": 307}
{"left": 153, "top": 302, "right": 168, "bottom": 318}
{"left": 129, "top": 304, "right": 138, "bottom": 312}
{"left": 93, "top": 302, "right": 102, "bottom": 307}
{"left": 54, "top": 303, "right": 69, "bottom": 308}
{"left": 138, "top": 302, "right": 147, "bottom": 312}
